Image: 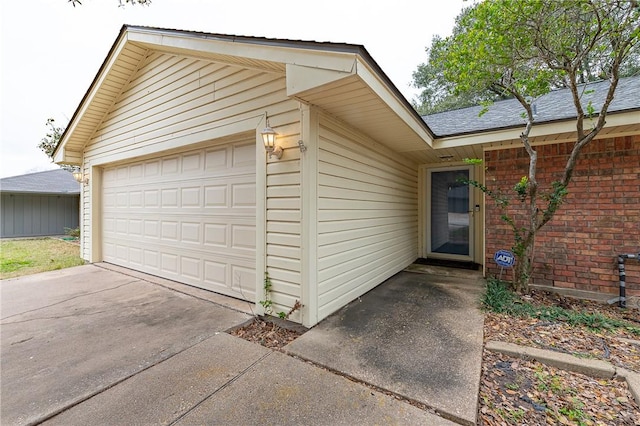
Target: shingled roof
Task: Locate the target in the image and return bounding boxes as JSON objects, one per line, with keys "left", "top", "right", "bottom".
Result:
{"left": 423, "top": 76, "right": 640, "bottom": 137}
{"left": 0, "top": 169, "right": 80, "bottom": 195}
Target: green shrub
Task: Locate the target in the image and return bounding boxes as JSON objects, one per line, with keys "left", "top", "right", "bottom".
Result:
{"left": 482, "top": 277, "right": 517, "bottom": 313}
{"left": 482, "top": 277, "right": 640, "bottom": 336}
{"left": 64, "top": 227, "right": 80, "bottom": 238}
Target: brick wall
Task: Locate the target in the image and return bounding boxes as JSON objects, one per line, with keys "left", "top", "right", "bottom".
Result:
{"left": 484, "top": 135, "right": 640, "bottom": 297}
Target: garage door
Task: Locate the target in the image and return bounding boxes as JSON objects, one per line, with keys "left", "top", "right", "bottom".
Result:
{"left": 102, "top": 139, "right": 256, "bottom": 302}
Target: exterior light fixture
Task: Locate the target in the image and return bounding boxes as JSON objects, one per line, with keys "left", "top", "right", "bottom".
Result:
{"left": 261, "top": 120, "right": 283, "bottom": 159}
{"left": 72, "top": 171, "right": 88, "bottom": 184}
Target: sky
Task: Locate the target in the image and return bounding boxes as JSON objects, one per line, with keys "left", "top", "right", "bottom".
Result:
{"left": 0, "top": 0, "right": 466, "bottom": 178}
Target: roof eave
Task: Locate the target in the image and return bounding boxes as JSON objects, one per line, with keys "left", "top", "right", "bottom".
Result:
{"left": 53, "top": 25, "right": 131, "bottom": 164}
{"left": 432, "top": 108, "right": 640, "bottom": 150}
{"left": 54, "top": 25, "right": 436, "bottom": 162}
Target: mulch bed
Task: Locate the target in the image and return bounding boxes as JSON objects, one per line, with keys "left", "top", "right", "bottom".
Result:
{"left": 481, "top": 290, "right": 640, "bottom": 425}
{"left": 479, "top": 350, "right": 639, "bottom": 425}
{"left": 229, "top": 317, "right": 306, "bottom": 350}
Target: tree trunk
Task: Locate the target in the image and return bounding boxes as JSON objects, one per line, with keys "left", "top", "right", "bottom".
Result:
{"left": 514, "top": 237, "right": 535, "bottom": 293}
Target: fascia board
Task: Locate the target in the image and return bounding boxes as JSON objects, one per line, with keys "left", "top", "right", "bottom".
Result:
{"left": 432, "top": 110, "right": 640, "bottom": 150}
{"left": 126, "top": 30, "right": 358, "bottom": 73}
{"left": 53, "top": 31, "right": 130, "bottom": 163}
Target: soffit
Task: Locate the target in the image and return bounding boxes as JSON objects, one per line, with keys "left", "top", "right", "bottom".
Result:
{"left": 55, "top": 27, "right": 436, "bottom": 164}
{"left": 57, "top": 41, "right": 149, "bottom": 163}
{"left": 290, "top": 75, "right": 432, "bottom": 153}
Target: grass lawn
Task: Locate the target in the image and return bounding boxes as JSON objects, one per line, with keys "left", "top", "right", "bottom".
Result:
{"left": 0, "top": 238, "right": 85, "bottom": 279}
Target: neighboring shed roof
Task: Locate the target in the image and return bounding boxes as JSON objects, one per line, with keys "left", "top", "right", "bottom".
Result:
{"left": 423, "top": 76, "right": 640, "bottom": 137}
{"left": 0, "top": 169, "right": 80, "bottom": 194}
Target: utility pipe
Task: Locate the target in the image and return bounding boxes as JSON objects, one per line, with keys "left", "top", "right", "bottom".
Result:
{"left": 615, "top": 253, "right": 640, "bottom": 309}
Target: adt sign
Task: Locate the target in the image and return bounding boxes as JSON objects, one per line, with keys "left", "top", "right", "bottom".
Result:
{"left": 494, "top": 250, "right": 515, "bottom": 268}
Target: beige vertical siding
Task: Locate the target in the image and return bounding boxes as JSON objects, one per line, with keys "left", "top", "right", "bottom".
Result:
{"left": 81, "top": 52, "right": 302, "bottom": 311}
{"left": 317, "top": 114, "right": 419, "bottom": 320}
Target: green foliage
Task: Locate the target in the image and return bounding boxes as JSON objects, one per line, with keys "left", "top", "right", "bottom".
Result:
{"left": 462, "top": 157, "right": 483, "bottom": 165}
{"left": 465, "top": 178, "right": 508, "bottom": 208}
{"left": 535, "top": 366, "right": 570, "bottom": 396}
{"left": 540, "top": 181, "right": 569, "bottom": 223}
{"left": 1, "top": 259, "right": 34, "bottom": 274}
{"left": 496, "top": 407, "right": 526, "bottom": 424}
{"left": 0, "top": 238, "right": 85, "bottom": 279}
{"left": 260, "top": 272, "right": 300, "bottom": 319}
{"left": 412, "top": 6, "right": 511, "bottom": 115}
{"left": 513, "top": 176, "right": 529, "bottom": 202}
{"left": 482, "top": 277, "right": 640, "bottom": 335}
{"left": 259, "top": 272, "right": 274, "bottom": 315}
{"left": 414, "top": 0, "right": 640, "bottom": 119}
{"left": 38, "top": 119, "right": 75, "bottom": 172}
{"left": 435, "top": 0, "right": 640, "bottom": 107}
{"left": 558, "top": 399, "right": 590, "bottom": 424}
{"left": 38, "top": 118, "right": 64, "bottom": 159}
{"left": 482, "top": 277, "right": 518, "bottom": 313}
{"left": 64, "top": 227, "right": 81, "bottom": 238}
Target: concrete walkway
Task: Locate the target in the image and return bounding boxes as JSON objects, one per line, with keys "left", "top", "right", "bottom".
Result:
{"left": 286, "top": 267, "right": 485, "bottom": 425}
{"left": 1, "top": 264, "right": 459, "bottom": 425}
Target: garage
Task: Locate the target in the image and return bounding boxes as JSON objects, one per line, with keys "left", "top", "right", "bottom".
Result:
{"left": 54, "top": 25, "right": 433, "bottom": 326}
{"left": 102, "top": 138, "right": 257, "bottom": 302}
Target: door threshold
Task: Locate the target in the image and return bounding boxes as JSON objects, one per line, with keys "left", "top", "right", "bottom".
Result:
{"left": 415, "top": 257, "right": 481, "bottom": 271}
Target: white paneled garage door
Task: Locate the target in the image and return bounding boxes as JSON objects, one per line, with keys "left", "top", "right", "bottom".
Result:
{"left": 102, "top": 139, "right": 257, "bottom": 302}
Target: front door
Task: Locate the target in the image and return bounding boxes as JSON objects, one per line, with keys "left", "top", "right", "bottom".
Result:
{"left": 426, "top": 167, "right": 473, "bottom": 261}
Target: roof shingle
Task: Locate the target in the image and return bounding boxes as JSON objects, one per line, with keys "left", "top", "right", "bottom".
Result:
{"left": 422, "top": 76, "right": 640, "bottom": 137}
{"left": 0, "top": 169, "right": 80, "bottom": 194}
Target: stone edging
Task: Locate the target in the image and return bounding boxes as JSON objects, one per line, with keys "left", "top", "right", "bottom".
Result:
{"left": 485, "top": 340, "right": 640, "bottom": 405}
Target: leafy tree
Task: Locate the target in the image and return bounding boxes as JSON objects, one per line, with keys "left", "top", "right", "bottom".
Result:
{"left": 412, "top": 6, "right": 510, "bottom": 114}
{"left": 68, "top": 0, "right": 151, "bottom": 6}
{"left": 432, "top": 0, "right": 639, "bottom": 292}
{"left": 412, "top": 34, "right": 501, "bottom": 114}
{"left": 413, "top": 0, "right": 640, "bottom": 114}
{"left": 38, "top": 119, "right": 76, "bottom": 172}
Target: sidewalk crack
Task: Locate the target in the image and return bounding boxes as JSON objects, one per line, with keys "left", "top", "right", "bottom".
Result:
{"left": 169, "top": 352, "right": 272, "bottom": 425}
{"left": 0, "top": 280, "right": 140, "bottom": 323}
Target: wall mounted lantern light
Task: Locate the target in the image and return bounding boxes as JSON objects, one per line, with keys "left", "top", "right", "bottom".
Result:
{"left": 72, "top": 170, "right": 89, "bottom": 184}
{"left": 261, "top": 120, "right": 283, "bottom": 159}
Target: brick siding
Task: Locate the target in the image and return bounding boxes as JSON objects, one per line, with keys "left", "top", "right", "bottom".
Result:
{"left": 484, "top": 135, "right": 640, "bottom": 297}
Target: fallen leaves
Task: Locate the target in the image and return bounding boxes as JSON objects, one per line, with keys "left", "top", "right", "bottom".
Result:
{"left": 484, "top": 311, "right": 640, "bottom": 373}
{"left": 229, "top": 318, "right": 305, "bottom": 350}
{"left": 479, "top": 350, "right": 640, "bottom": 425}
{"left": 481, "top": 290, "right": 640, "bottom": 425}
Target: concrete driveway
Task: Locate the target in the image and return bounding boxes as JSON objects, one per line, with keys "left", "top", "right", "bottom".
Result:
{"left": 1, "top": 264, "right": 454, "bottom": 426}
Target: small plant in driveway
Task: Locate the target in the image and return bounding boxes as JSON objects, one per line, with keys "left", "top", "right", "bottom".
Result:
{"left": 232, "top": 272, "right": 306, "bottom": 349}
{"left": 259, "top": 272, "right": 275, "bottom": 315}
{"left": 260, "top": 271, "right": 303, "bottom": 320}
